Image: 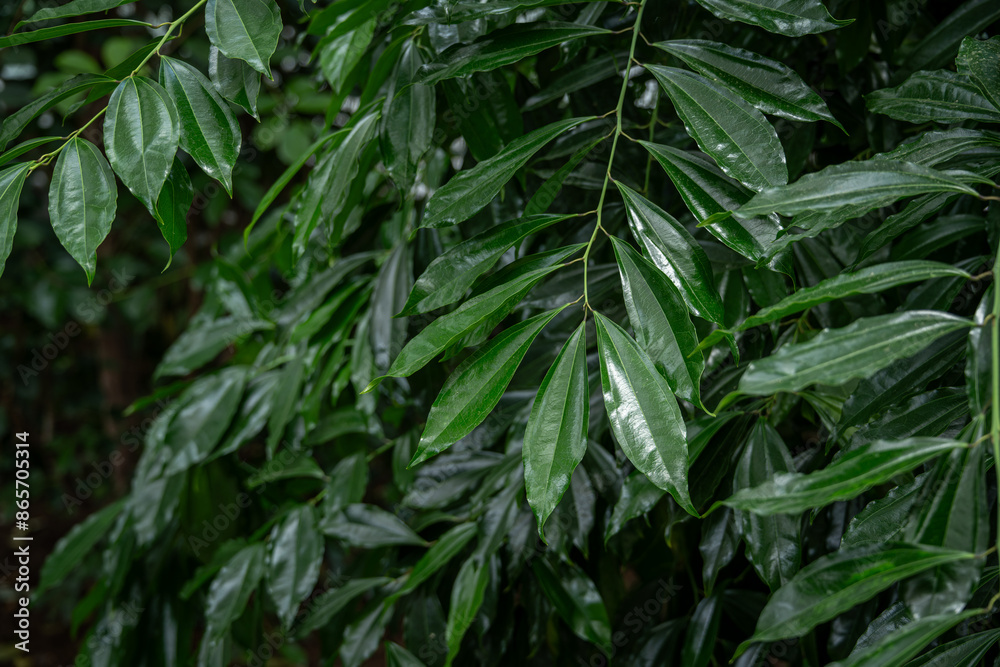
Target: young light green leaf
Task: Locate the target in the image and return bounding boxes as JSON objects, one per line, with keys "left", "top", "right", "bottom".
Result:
{"left": 402, "top": 214, "right": 571, "bottom": 316}
{"left": 735, "top": 161, "right": 985, "bottom": 220}
{"left": 416, "top": 22, "right": 611, "bottom": 85}
{"left": 524, "top": 323, "right": 589, "bottom": 537}
{"left": 104, "top": 76, "right": 179, "bottom": 213}
{"left": 0, "top": 163, "right": 30, "bottom": 277}
{"left": 159, "top": 57, "right": 241, "bottom": 195}
{"left": 382, "top": 40, "right": 435, "bottom": 193}
{"left": 205, "top": 0, "right": 282, "bottom": 78}
{"left": 267, "top": 506, "right": 322, "bottom": 628}
{"left": 828, "top": 611, "right": 983, "bottom": 667}
{"left": 616, "top": 181, "right": 723, "bottom": 323}
{"left": 736, "top": 311, "right": 974, "bottom": 396}
{"left": 48, "top": 137, "right": 117, "bottom": 285}
{"left": 734, "top": 544, "right": 978, "bottom": 657}
{"left": 411, "top": 307, "right": 565, "bottom": 466}
{"left": 422, "top": 117, "right": 594, "bottom": 228}
{"left": 866, "top": 70, "right": 1000, "bottom": 124}
{"left": 594, "top": 312, "right": 696, "bottom": 516}
{"left": 611, "top": 237, "right": 706, "bottom": 411}
{"left": 0, "top": 19, "right": 151, "bottom": 49}
{"left": 532, "top": 557, "right": 612, "bottom": 650}
{"left": 723, "top": 438, "right": 966, "bottom": 515}
{"left": 367, "top": 264, "right": 563, "bottom": 391}
{"left": 691, "top": 0, "right": 852, "bottom": 37}
{"left": 956, "top": 36, "right": 1000, "bottom": 111}
{"left": 37, "top": 499, "right": 124, "bottom": 597}
{"left": 648, "top": 64, "right": 787, "bottom": 192}
{"left": 654, "top": 40, "right": 842, "bottom": 129}
{"left": 204, "top": 542, "right": 266, "bottom": 638}
{"left": 209, "top": 46, "right": 261, "bottom": 119}
{"left": 154, "top": 157, "right": 193, "bottom": 268}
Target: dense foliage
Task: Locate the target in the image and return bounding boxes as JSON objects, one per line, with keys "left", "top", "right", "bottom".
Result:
{"left": 5, "top": 0, "right": 1000, "bottom": 664}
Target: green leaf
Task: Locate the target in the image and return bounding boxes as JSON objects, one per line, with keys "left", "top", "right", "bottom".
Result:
{"left": 904, "top": 628, "right": 1000, "bottom": 667}
{"left": 594, "top": 312, "right": 696, "bottom": 516}
{"left": 411, "top": 307, "right": 566, "bottom": 466}
{"left": 735, "top": 311, "right": 973, "bottom": 396}
{"left": 246, "top": 450, "right": 324, "bottom": 488}
{"left": 18, "top": 0, "right": 136, "bottom": 26}
{"left": 734, "top": 544, "right": 978, "bottom": 657}
{"left": 422, "top": 116, "right": 593, "bottom": 228}
{"left": 445, "top": 555, "right": 491, "bottom": 665}
{"left": 524, "top": 322, "right": 589, "bottom": 536}
{"left": 829, "top": 611, "right": 983, "bottom": 667}
{"left": 318, "top": 18, "right": 374, "bottom": 95}
{"left": 654, "top": 40, "right": 842, "bottom": 129}
{"left": 866, "top": 70, "right": 1000, "bottom": 124}
{"left": 390, "top": 523, "right": 477, "bottom": 602}
{"left": 735, "top": 261, "right": 971, "bottom": 332}
{"left": 37, "top": 499, "right": 124, "bottom": 597}
{"left": 48, "top": 137, "right": 117, "bottom": 284}
{"left": 205, "top": 0, "right": 282, "bottom": 78}
{"left": 0, "top": 74, "right": 112, "bottom": 151}
{"left": 850, "top": 388, "right": 968, "bottom": 448}
{"left": 159, "top": 57, "right": 241, "bottom": 196}
{"left": 532, "top": 557, "right": 612, "bottom": 650}
{"left": 611, "top": 237, "right": 706, "bottom": 411}
{"left": 0, "top": 137, "right": 61, "bottom": 168}
{"left": 526, "top": 135, "right": 604, "bottom": 215}
{"left": 386, "top": 642, "right": 427, "bottom": 667}
{"left": 876, "top": 128, "right": 1000, "bottom": 166}
{"left": 901, "top": 0, "right": 1000, "bottom": 74}
{"left": 367, "top": 264, "right": 563, "bottom": 391}
{"left": 691, "top": 0, "right": 852, "bottom": 37}
{"left": 723, "top": 438, "right": 966, "bottom": 515}
{"left": 699, "top": 506, "right": 739, "bottom": 594}
{"left": 957, "top": 36, "right": 1000, "bottom": 111}
{"left": 382, "top": 40, "right": 435, "bottom": 193}
{"left": 320, "top": 503, "right": 426, "bottom": 548}
{"left": 154, "top": 157, "right": 193, "bottom": 267}
{"left": 320, "top": 452, "right": 368, "bottom": 514}
{"left": 416, "top": 22, "right": 611, "bottom": 85}
{"left": 266, "top": 355, "right": 305, "bottom": 453}
{"left": 209, "top": 46, "right": 261, "bottom": 119}
{"left": 681, "top": 591, "right": 723, "bottom": 667}
{"left": 402, "top": 214, "right": 571, "bottom": 316}
{"left": 891, "top": 214, "right": 984, "bottom": 261}
{"left": 0, "top": 19, "right": 150, "bottom": 49}
{"left": 0, "top": 163, "right": 30, "bottom": 277}
{"left": 266, "top": 506, "right": 323, "bottom": 628}
{"left": 616, "top": 182, "right": 723, "bottom": 323}
{"left": 648, "top": 64, "right": 787, "bottom": 192}
{"left": 523, "top": 52, "right": 622, "bottom": 112}
{"left": 294, "top": 577, "right": 391, "bottom": 636}
{"left": 734, "top": 420, "right": 801, "bottom": 590}
{"left": 203, "top": 542, "right": 266, "bottom": 638}
{"left": 155, "top": 317, "right": 273, "bottom": 378}
{"left": 735, "top": 161, "right": 985, "bottom": 220}
{"left": 104, "top": 76, "right": 179, "bottom": 213}
{"left": 841, "top": 476, "right": 922, "bottom": 549}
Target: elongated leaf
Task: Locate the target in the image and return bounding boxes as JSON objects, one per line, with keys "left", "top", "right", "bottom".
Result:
{"left": 37, "top": 499, "right": 124, "bottom": 597}
{"left": 294, "top": 576, "right": 390, "bottom": 637}
{"left": 841, "top": 476, "right": 923, "bottom": 549}
{"left": 681, "top": 591, "right": 723, "bottom": 667}
{"left": 386, "top": 642, "right": 426, "bottom": 667}
{"left": 655, "top": 40, "right": 842, "bottom": 128}
{"left": 209, "top": 46, "right": 261, "bottom": 119}
{"left": 649, "top": 65, "right": 787, "bottom": 192}
{"left": 422, "top": 117, "right": 593, "bottom": 228}
{"left": 692, "top": 0, "right": 852, "bottom": 37}
{"left": 617, "top": 181, "right": 723, "bottom": 323}
{"left": 0, "top": 74, "right": 112, "bottom": 151}
{"left": 159, "top": 57, "right": 241, "bottom": 195}
{"left": 402, "top": 214, "right": 570, "bottom": 315}
{"left": 0, "top": 19, "right": 150, "bottom": 48}
{"left": 524, "top": 323, "right": 589, "bottom": 536}
{"left": 18, "top": 0, "right": 136, "bottom": 26}
{"left": 611, "top": 237, "right": 706, "bottom": 410}
{"left": 0, "top": 163, "right": 30, "bottom": 277}
{"left": 267, "top": 506, "right": 322, "bottom": 628}
{"left": 700, "top": 506, "right": 739, "bottom": 594}
{"left": 367, "top": 264, "right": 562, "bottom": 390}
{"left": 523, "top": 52, "right": 622, "bottom": 112}
{"left": 735, "top": 161, "right": 984, "bottom": 219}
{"left": 205, "top": 0, "right": 282, "bottom": 78}
{"left": 902, "top": 0, "right": 1000, "bottom": 74}
{"left": 829, "top": 611, "right": 982, "bottom": 667}
{"left": 49, "top": 137, "right": 117, "bottom": 284}
{"left": 417, "top": 22, "right": 611, "bottom": 85}
{"left": 0, "top": 137, "right": 60, "bottom": 168}
{"left": 154, "top": 157, "right": 193, "bottom": 267}
{"left": 734, "top": 421, "right": 800, "bottom": 590}
{"left": 532, "top": 557, "right": 611, "bottom": 649}
{"left": 204, "top": 542, "right": 266, "bottom": 638}
{"left": 156, "top": 317, "right": 272, "bottom": 378}
{"left": 411, "top": 307, "right": 565, "bottom": 466}
{"left": 736, "top": 311, "right": 973, "bottom": 396}
{"left": 405, "top": 0, "right": 598, "bottom": 25}
{"left": 104, "top": 77, "right": 179, "bottom": 213}
{"left": 735, "top": 544, "right": 978, "bottom": 656}
{"left": 526, "top": 135, "right": 604, "bottom": 215}
{"left": 850, "top": 388, "right": 968, "bottom": 448}
{"left": 594, "top": 312, "right": 695, "bottom": 515}
{"left": 444, "top": 555, "right": 491, "bottom": 665}
{"left": 318, "top": 18, "right": 374, "bottom": 94}
{"left": 904, "top": 628, "right": 1000, "bottom": 667}
{"left": 876, "top": 128, "right": 1000, "bottom": 166}
{"left": 958, "top": 36, "right": 1000, "bottom": 113}
{"left": 866, "top": 70, "right": 1000, "bottom": 124}
{"left": 723, "top": 438, "right": 966, "bottom": 515}
{"left": 320, "top": 503, "right": 425, "bottom": 548}
{"left": 382, "top": 40, "right": 435, "bottom": 193}
{"left": 392, "top": 523, "right": 478, "bottom": 600}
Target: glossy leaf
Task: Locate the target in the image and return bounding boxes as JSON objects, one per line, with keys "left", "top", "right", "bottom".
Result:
{"left": 681, "top": 591, "right": 723, "bottom": 667}
{"left": 0, "top": 163, "right": 30, "bottom": 277}
{"left": 267, "top": 506, "right": 322, "bottom": 628}
{"left": 159, "top": 57, "right": 241, "bottom": 195}
{"left": 154, "top": 157, "right": 193, "bottom": 267}
{"left": 209, "top": 46, "right": 261, "bottom": 118}
{"left": 957, "top": 36, "right": 1000, "bottom": 111}
{"left": 320, "top": 503, "right": 425, "bottom": 548}
{"left": 155, "top": 317, "right": 272, "bottom": 378}
{"left": 382, "top": 40, "right": 435, "bottom": 193}
{"left": 18, "top": 0, "right": 136, "bottom": 26}
{"left": 902, "top": 0, "right": 1000, "bottom": 74}
{"left": 691, "top": 0, "right": 852, "bottom": 37}
{"left": 841, "top": 476, "right": 923, "bottom": 549}
{"left": 904, "top": 628, "right": 1000, "bottom": 667}
{"left": 700, "top": 506, "right": 739, "bottom": 594}
{"left": 392, "top": 523, "right": 478, "bottom": 600}
{"left": 648, "top": 64, "right": 787, "bottom": 192}
{"left": 655, "top": 40, "right": 842, "bottom": 128}
{"left": 204, "top": 542, "right": 266, "bottom": 638}
{"left": 594, "top": 312, "right": 696, "bottom": 516}
{"left": 445, "top": 555, "right": 491, "bottom": 665}
{"left": 829, "top": 611, "right": 982, "bottom": 667}
{"left": 205, "top": 0, "right": 282, "bottom": 78}
{"left": 0, "top": 74, "right": 112, "bottom": 152}
{"left": 866, "top": 70, "right": 1000, "bottom": 124}
{"left": 104, "top": 77, "right": 179, "bottom": 213}
{"left": 422, "top": 117, "right": 593, "bottom": 228}
{"left": 524, "top": 323, "right": 589, "bottom": 536}
{"left": 386, "top": 642, "right": 427, "bottom": 667}
{"left": 723, "top": 438, "right": 966, "bottom": 515}
{"left": 37, "top": 499, "right": 124, "bottom": 597}
{"left": 294, "top": 577, "right": 391, "bottom": 636}
{"left": 48, "top": 137, "right": 117, "bottom": 284}
{"left": 411, "top": 307, "right": 565, "bottom": 466}
{"left": 532, "top": 557, "right": 612, "bottom": 649}
{"left": 0, "top": 19, "right": 150, "bottom": 49}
